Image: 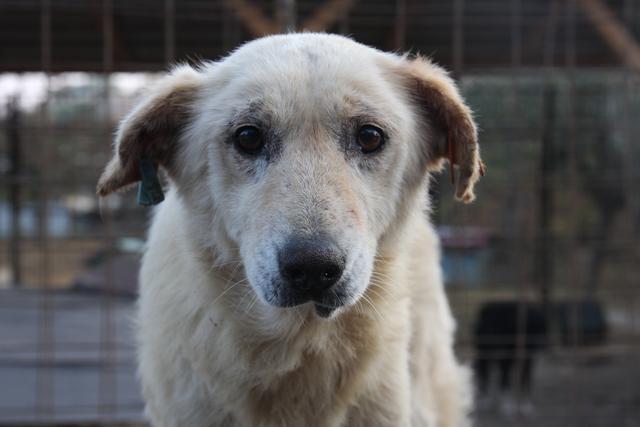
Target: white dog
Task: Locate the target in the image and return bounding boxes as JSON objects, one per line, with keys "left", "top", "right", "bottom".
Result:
{"left": 98, "top": 33, "right": 483, "bottom": 427}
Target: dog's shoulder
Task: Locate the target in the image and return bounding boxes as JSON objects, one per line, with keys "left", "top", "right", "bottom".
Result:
{"left": 139, "top": 189, "right": 204, "bottom": 300}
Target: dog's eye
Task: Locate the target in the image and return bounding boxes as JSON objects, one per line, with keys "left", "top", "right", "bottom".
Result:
{"left": 234, "top": 126, "right": 264, "bottom": 154}
{"left": 357, "top": 125, "right": 384, "bottom": 153}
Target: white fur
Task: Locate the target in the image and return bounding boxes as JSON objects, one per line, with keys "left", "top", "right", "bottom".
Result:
{"left": 99, "top": 33, "right": 478, "bottom": 427}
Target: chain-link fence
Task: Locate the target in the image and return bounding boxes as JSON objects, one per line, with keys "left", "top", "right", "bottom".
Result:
{"left": 1, "top": 1, "right": 639, "bottom": 425}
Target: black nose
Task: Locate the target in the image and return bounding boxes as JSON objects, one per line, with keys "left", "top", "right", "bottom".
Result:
{"left": 279, "top": 237, "right": 345, "bottom": 293}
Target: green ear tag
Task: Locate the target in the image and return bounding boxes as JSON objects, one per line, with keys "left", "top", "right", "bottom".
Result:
{"left": 137, "top": 157, "right": 165, "bottom": 206}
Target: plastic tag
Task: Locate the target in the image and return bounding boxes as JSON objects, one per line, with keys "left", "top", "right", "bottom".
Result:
{"left": 137, "top": 157, "right": 165, "bottom": 206}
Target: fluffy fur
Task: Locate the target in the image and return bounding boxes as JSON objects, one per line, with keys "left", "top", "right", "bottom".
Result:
{"left": 97, "top": 33, "right": 482, "bottom": 427}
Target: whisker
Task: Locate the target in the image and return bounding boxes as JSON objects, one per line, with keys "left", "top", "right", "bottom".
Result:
{"left": 212, "top": 259, "right": 244, "bottom": 269}
{"left": 245, "top": 293, "right": 260, "bottom": 315}
{"left": 370, "top": 270, "right": 393, "bottom": 280}
{"left": 231, "top": 286, "right": 257, "bottom": 317}
{"left": 360, "top": 294, "right": 384, "bottom": 324}
{"left": 365, "top": 286, "right": 387, "bottom": 301}
{"left": 211, "top": 277, "right": 249, "bottom": 305}
{"left": 205, "top": 259, "right": 243, "bottom": 278}
{"left": 368, "top": 280, "right": 393, "bottom": 295}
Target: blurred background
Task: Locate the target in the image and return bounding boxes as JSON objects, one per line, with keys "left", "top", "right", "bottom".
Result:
{"left": 0, "top": 0, "right": 639, "bottom": 426}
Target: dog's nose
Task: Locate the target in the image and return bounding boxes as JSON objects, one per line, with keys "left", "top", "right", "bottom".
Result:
{"left": 279, "top": 237, "right": 345, "bottom": 292}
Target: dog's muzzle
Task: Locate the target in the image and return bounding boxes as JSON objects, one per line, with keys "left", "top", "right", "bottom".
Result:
{"left": 276, "top": 236, "right": 347, "bottom": 317}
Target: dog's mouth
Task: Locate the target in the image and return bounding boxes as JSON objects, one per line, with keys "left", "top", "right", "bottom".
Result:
{"left": 309, "top": 288, "right": 349, "bottom": 318}
{"left": 261, "top": 282, "right": 350, "bottom": 318}
{"left": 314, "top": 303, "right": 339, "bottom": 318}
{"left": 247, "top": 238, "right": 373, "bottom": 319}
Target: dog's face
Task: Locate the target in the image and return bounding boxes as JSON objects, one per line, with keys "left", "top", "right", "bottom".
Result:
{"left": 97, "top": 34, "right": 483, "bottom": 318}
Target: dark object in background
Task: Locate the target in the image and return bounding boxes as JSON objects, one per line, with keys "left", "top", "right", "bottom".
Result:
{"left": 473, "top": 299, "right": 609, "bottom": 396}
{"left": 554, "top": 300, "right": 608, "bottom": 346}
{"left": 473, "top": 301, "right": 548, "bottom": 396}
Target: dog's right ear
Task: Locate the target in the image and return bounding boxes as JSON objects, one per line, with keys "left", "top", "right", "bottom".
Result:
{"left": 97, "top": 65, "right": 201, "bottom": 198}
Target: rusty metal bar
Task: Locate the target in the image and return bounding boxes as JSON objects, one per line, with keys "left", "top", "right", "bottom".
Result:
{"left": 165, "top": 0, "right": 176, "bottom": 64}
{"left": 452, "top": 0, "right": 464, "bottom": 76}
{"left": 6, "top": 97, "right": 22, "bottom": 288}
{"left": 565, "top": 0, "right": 583, "bottom": 417}
{"left": 35, "top": 0, "right": 54, "bottom": 420}
{"left": 98, "top": 0, "right": 118, "bottom": 419}
{"left": 276, "top": 0, "right": 296, "bottom": 32}
{"left": 394, "top": 0, "right": 406, "bottom": 51}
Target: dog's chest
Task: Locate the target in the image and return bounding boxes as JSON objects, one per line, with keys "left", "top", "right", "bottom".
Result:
{"left": 222, "top": 315, "right": 382, "bottom": 425}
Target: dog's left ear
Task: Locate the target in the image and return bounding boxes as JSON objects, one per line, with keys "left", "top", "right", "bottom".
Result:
{"left": 97, "top": 65, "right": 202, "bottom": 198}
{"left": 398, "top": 57, "right": 485, "bottom": 203}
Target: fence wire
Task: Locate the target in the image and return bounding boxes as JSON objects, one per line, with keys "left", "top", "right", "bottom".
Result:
{"left": 0, "top": 1, "right": 639, "bottom": 426}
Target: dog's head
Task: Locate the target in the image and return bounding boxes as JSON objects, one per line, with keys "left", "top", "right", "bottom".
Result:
{"left": 97, "top": 34, "right": 482, "bottom": 318}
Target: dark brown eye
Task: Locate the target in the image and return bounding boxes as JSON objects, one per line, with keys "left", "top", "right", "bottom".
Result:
{"left": 234, "top": 126, "right": 264, "bottom": 154}
{"left": 357, "top": 125, "right": 384, "bottom": 153}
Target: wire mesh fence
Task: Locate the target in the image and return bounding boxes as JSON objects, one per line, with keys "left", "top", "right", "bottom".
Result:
{"left": 1, "top": 0, "right": 639, "bottom": 425}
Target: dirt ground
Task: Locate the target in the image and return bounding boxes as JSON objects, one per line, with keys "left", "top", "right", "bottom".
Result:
{"left": 1, "top": 289, "right": 638, "bottom": 426}
{"left": 475, "top": 346, "right": 640, "bottom": 427}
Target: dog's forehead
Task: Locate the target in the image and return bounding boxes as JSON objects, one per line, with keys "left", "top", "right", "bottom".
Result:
{"left": 230, "top": 33, "right": 384, "bottom": 68}
{"left": 210, "top": 34, "right": 402, "bottom": 123}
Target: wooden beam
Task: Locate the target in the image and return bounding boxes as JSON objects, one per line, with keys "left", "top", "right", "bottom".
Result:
{"left": 223, "top": 0, "right": 356, "bottom": 38}
{"left": 577, "top": 0, "right": 640, "bottom": 71}
{"left": 394, "top": 0, "right": 407, "bottom": 50}
{"left": 302, "top": 0, "right": 356, "bottom": 32}
{"left": 276, "top": 0, "right": 296, "bottom": 32}
{"left": 222, "top": 0, "right": 278, "bottom": 37}
{"left": 89, "top": 1, "right": 130, "bottom": 67}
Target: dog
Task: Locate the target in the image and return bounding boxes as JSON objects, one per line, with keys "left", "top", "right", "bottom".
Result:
{"left": 97, "top": 33, "right": 483, "bottom": 427}
{"left": 473, "top": 301, "right": 548, "bottom": 415}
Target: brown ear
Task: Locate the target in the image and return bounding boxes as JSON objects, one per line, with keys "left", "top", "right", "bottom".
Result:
{"left": 400, "top": 57, "right": 484, "bottom": 203}
{"left": 96, "top": 65, "right": 201, "bottom": 197}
